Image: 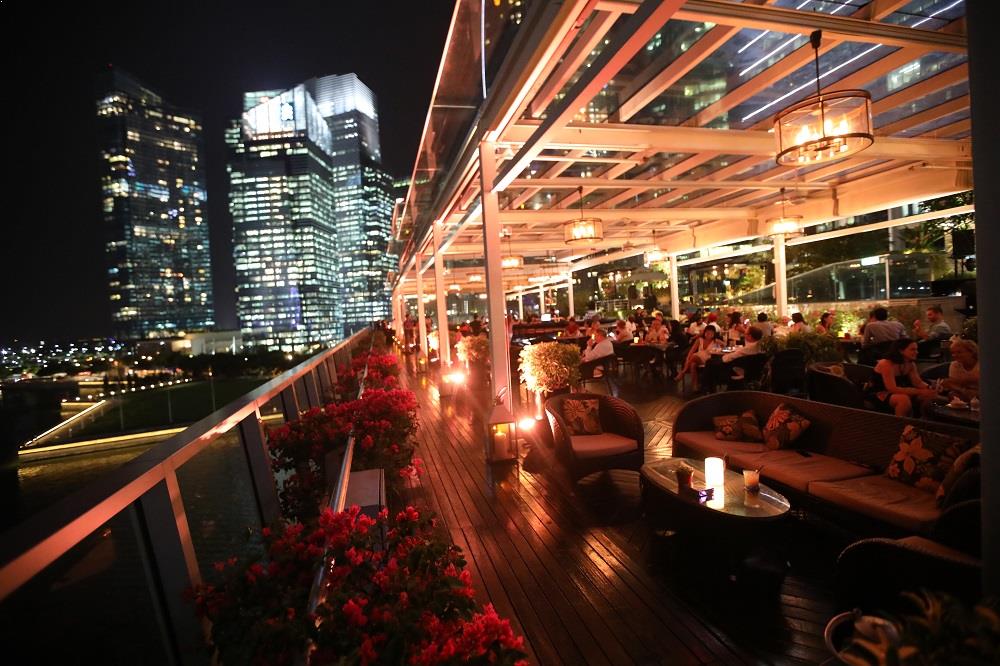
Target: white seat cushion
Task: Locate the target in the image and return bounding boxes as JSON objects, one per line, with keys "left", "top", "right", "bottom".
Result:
{"left": 570, "top": 432, "right": 639, "bottom": 459}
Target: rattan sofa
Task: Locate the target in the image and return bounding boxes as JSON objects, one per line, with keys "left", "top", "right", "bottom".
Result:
{"left": 672, "top": 391, "right": 979, "bottom": 536}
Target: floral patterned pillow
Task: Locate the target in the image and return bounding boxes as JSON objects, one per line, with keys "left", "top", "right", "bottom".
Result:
{"left": 763, "top": 404, "right": 811, "bottom": 450}
{"left": 563, "top": 399, "right": 603, "bottom": 436}
{"left": 713, "top": 410, "right": 763, "bottom": 441}
{"left": 713, "top": 415, "right": 741, "bottom": 440}
{"left": 885, "top": 425, "right": 972, "bottom": 494}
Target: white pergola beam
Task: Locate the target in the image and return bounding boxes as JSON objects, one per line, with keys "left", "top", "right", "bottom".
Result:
{"left": 674, "top": 0, "right": 966, "bottom": 53}
{"left": 509, "top": 177, "right": 832, "bottom": 191}
{"left": 499, "top": 206, "right": 756, "bottom": 222}
{"left": 501, "top": 121, "right": 972, "bottom": 162}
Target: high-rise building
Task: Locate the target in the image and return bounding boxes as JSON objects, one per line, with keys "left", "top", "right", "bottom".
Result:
{"left": 228, "top": 86, "right": 339, "bottom": 351}
{"left": 229, "top": 74, "right": 395, "bottom": 350}
{"left": 96, "top": 68, "right": 214, "bottom": 339}
{"left": 306, "top": 74, "right": 396, "bottom": 336}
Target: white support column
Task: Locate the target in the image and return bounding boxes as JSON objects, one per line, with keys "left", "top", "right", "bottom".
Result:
{"left": 538, "top": 285, "right": 545, "bottom": 316}
{"left": 517, "top": 294, "right": 524, "bottom": 320}
{"left": 773, "top": 233, "right": 789, "bottom": 319}
{"left": 567, "top": 278, "right": 575, "bottom": 318}
{"left": 416, "top": 256, "right": 429, "bottom": 360}
{"left": 479, "top": 141, "right": 513, "bottom": 411}
{"left": 432, "top": 223, "right": 452, "bottom": 367}
{"left": 668, "top": 255, "right": 680, "bottom": 321}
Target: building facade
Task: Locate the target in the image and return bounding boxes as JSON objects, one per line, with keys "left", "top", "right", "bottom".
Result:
{"left": 228, "top": 86, "right": 339, "bottom": 351}
{"left": 229, "top": 75, "right": 395, "bottom": 350}
{"left": 96, "top": 68, "right": 214, "bottom": 339}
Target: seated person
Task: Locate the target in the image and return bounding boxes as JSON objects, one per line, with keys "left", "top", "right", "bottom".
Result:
{"left": 645, "top": 318, "right": 669, "bottom": 345}
{"left": 611, "top": 319, "right": 631, "bottom": 341}
{"left": 704, "top": 311, "right": 721, "bottom": 334}
{"left": 869, "top": 339, "right": 937, "bottom": 417}
{"left": 625, "top": 315, "right": 638, "bottom": 336}
{"left": 725, "top": 311, "right": 746, "bottom": 345}
{"left": 862, "top": 306, "right": 906, "bottom": 347}
{"left": 564, "top": 317, "right": 581, "bottom": 337}
{"left": 814, "top": 311, "right": 834, "bottom": 336}
{"left": 581, "top": 327, "right": 615, "bottom": 376}
{"left": 789, "top": 311, "right": 811, "bottom": 333}
{"left": 755, "top": 311, "right": 774, "bottom": 337}
{"left": 587, "top": 315, "right": 603, "bottom": 336}
{"left": 708, "top": 325, "right": 765, "bottom": 387}
{"left": 677, "top": 326, "right": 722, "bottom": 392}
{"left": 685, "top": 312, "right": 705, "bottom": 337}
{"left": 912, "top": 304, "right": 951, "bottom": 356}
{"left": 459, "top": 321, "right": 472, "bottom": 336}
{"left": 470, "top": 314, "right": 483, "bottom": 336}
{"left": 943, "top": 338, "right": 979, "bottom": 401}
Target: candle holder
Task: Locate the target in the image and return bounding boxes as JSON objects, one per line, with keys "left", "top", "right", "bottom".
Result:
{"left": 743, "top": 468, "right": 761, "bottom": 493}
{"left": 675, "top": 462, "right": 694, "bottom": 489}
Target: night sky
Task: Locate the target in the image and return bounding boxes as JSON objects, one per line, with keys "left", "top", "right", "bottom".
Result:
{"left": 3, "top": 1, "right": 454, "bottom": 344}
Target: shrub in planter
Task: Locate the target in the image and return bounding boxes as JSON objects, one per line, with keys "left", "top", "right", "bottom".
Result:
{"left": 191, "top": 506, "right": 529, "bottom": 666}
{"left": 962, "top": 316, "right": 977, "bottom": 342}
{"left": 337, "top": 351, "right": 402, "bottom": 398}
{"left": 760, "top": 331, "right": 844, "bottom": 367}
{"left": 455, "top": 335, "right": 490, "bottom": 366}
{"left": 268, "top": 388, "right": 420, "bottom": 522}
{"left": 518, "top": 342, "right": 581, "bottom": 394}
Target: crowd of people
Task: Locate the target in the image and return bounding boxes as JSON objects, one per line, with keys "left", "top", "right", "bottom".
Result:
{"left": 393, "top": 300, "right": 977, "bottom": 420}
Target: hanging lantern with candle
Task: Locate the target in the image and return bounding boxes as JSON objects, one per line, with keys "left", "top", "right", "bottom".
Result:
{"left": 773, "top": 30, "right": 873, "bottom": 167}
{"left": 486, "top": 402, "right": 519, "bottom": 462}
{"left": 563, "top": 186, "right": 604, "bottom": 246}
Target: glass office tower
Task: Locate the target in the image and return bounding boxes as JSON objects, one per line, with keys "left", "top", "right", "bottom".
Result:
{"left": 230, "top": 75, "right": 396, "bottom": 350}
{"left": 305, "top": 74, "right": 396, "bottom": 337}
{"left": 96, "top": 68, "right": 214, "bottom": 339}
{"left": 228, "top": 86, "right": 339, "bottom": 351}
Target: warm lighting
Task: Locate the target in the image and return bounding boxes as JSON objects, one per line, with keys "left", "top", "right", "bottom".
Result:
{"left": 501, "top": 255, "right": 524, "bottom": 269}
{"left": 486, "top": 403, "right": 518, "bottom": 462}
{"left": 633, "top": 336, "right": 640, "bottom": 344}
{"left": 705, "top": 457, "right": 725, "bottom": 488}
{"left": 444, "top": 369, "right": 466, "bottom": 384}
{"left": 773, "top": 31, "right": 873, "bottom": 166}
{"left": 769, "top": 216, "right": 802, "bottom": 236}
{"left": 644, "top": 250, "right": 666, "bottom": 265}
{"left": 449, "top": 283, "right": 462, "bottom": 291}
{"left": 563, "top": 186, "right": 604, "bottom": 246}
{"left": 468, "top": 274, "right": 483, "bottom": 282}
{"left": 518, "top": 417, "right": 536, "bottom": 432}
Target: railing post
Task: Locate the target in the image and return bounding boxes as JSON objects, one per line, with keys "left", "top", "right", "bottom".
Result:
{"left": 136, "top": 473, "right": 207, "bottom": 665}
{"left": 238, "top": 411, "right": 281, "bottom": 525}
{"left": 303, "top": 369, "right": 321, "bottom": 408}
{"left": 280, "top": 385, "right": 299, "bottom": 421}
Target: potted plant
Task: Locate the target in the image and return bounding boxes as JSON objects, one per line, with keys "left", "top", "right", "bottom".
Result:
{"left": 760, "top": 330, "right": 844, "bottom": 367}
{"left": 455, "top": 334, "right": 490, "bottom": 385}
{"left": 519, "top": 342, "right": 581, "bottom": 400}
{"left": 824, "top": 591, "right": 1000, "bottom": 665}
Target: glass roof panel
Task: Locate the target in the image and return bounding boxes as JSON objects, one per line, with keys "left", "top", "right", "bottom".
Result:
{"left": 897, "top": 109, "right": 968, "bottom": 136}
{"left": 874, "top": 81, "right": 968, "bottom": 128}
{"left": 883, "top": 0, "right": 966, "bottom": 29}
{"left": 866, "top": 55, "right": 968, "bottom": 102}
{"left": 731, "top": 42, "right": 902, "bottom": 128}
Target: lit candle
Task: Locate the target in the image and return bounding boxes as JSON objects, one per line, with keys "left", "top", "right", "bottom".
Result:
{"left": 633, "top": 336, "right": 640, "bottom": 344}
{"left": 705, "top": 457, "right": 725, "bottom": 488}
{"left": 493, "top": 428, "right": 508, "bottom": 455}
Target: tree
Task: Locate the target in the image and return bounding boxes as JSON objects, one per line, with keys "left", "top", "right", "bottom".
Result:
{"left": 899, "top": 190, "right": 974, "bottom": 253}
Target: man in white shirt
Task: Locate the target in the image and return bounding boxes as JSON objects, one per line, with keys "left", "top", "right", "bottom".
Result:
{"left": 722, "top": 326, "right": 764, "bottom": 363}
{"left": 755, "top": 312, "right": 774, "bottom": 337}
{"left": 582, "top": 327, "right": 615, "bottom": 363}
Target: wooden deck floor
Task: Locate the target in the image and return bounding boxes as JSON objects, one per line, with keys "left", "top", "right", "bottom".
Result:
{"left": 398, "top": 361, "right": 847, "bottom": 665}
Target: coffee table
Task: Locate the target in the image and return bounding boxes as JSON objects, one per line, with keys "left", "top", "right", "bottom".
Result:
{"left": 925, "top": 400, "right": 980, "bottom": 428}
{"left": 640, "top": 457, "right": 790, "bottom": 522}
{"left": 641, "top": 458, "right": 792, "bottom": 580}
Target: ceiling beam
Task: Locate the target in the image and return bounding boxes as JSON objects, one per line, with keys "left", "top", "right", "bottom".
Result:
{"left": 500, "top": 206, "right": 755, "bottom": 223}
{"left": 494, "top": 0, "right": 686, "bottom": 192}
{"left": 871, "top": 63, "right": 967, "bottom": 116}
{"left": 508, "top": 177, "right": 832, "bottom": 190}
{"left": 501, "top": 121, "right": 973, "bottom": 162}
{"left": 876, "top": 94, "right": 969, "bottom": 136}
{"left": 674, "top": 0, "right": 966, "bottom": 53}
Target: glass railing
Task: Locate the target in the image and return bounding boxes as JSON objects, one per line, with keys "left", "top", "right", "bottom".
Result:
{"left": 0, "top": 330, "right": 371, "bottom": 664}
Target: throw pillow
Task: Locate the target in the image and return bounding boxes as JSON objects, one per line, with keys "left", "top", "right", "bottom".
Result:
{"left": 827, "top": 363, "right": 846, "bottom": 378}
{"left": 713, "top": 415, "right": 741, "bottom": 441}
{"left": 885, "top": 425, "right": 971, "bottom": 494}
{"left": 763, "top": 403, "right": 811, "bottom": 450}
{"left": 563, "top": 399, "right": 603, "bottom": 436}
{"left": 935, "top": 443, "right": 981, "bottom": 506}
{"left": 738, "top": 409, "right": 763, "bottom": 442}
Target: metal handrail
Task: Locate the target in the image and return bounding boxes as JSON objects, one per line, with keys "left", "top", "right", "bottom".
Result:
{"left": 305, "top": 334, "right": 377, "bottom": 617}
{"left": 0, "top": 330, "right": 369, "bottom": 602}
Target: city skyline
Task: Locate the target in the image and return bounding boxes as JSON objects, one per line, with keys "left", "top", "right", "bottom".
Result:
{"left": 3, "top": 1, "right": 453, "bottom": 344}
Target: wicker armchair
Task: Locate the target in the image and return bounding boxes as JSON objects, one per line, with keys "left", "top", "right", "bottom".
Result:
{"left": 545, "top": 392, "right": 644, "bottom": 482}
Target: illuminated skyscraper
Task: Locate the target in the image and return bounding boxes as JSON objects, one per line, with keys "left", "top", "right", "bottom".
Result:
{"left": 228, "top": 86, "right": 339, "bottom": 351}
{"left": 96, "top": 68, "right": 214, "bottom": 339}
{"left": 229, "top": 75, "right": 395, "bottom": 350}
{"left": 305, "top": 74, "right": 396, "bottom": 336}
